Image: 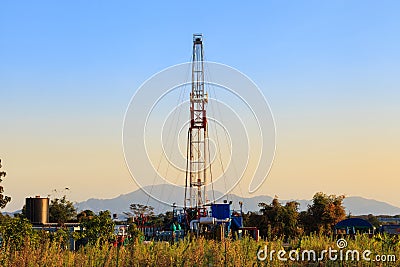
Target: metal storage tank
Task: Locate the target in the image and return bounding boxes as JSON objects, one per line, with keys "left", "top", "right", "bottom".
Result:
{"left": 26, "top": 196, "right": 49, "bottom": 224}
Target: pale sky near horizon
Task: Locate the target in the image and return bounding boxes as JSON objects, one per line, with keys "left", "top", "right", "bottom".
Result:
{"left": 1, "top": 1, "right": 400, "bottom": 212}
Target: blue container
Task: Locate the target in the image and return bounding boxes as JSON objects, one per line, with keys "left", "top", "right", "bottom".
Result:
{"left": 231, "top": 216, "right": 243, "bottom": 229}
{"left": 211, "top": 203, "right": 231, "bottom": 219}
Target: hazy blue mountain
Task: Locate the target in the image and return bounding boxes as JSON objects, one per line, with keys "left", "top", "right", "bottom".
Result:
{"left": 74, "top": 184, "right": 400, "bottom": 216}
{"left": 343, "top": 197, "right": 400, "bottom": 216}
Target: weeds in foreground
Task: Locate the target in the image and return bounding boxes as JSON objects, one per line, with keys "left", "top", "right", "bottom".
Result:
{"left": 0, "top": 234, "right": 399, "bottom": 266}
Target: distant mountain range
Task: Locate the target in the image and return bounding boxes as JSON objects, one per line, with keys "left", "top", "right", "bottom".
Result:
{"left": 75, "top": 184, "right": 400, "bottom": 216}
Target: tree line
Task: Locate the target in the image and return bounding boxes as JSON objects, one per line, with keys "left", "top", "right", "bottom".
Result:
{"left": 0, "top": 191, "right": 349, "bottom": 248}
{"left": 244, "top": 192, "right": 347, "bottom": 240}
{"left": 0, "top": 158, "right": 381, "bottom": 249}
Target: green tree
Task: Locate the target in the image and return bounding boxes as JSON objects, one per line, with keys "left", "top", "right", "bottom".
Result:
{"left": 77, "top": 209, "right": 95, "bottom": 222}
{"left": 259, "top": 197, "right": 300, "bottom": 239}
{"left": 129, "top": 203, "right": 155, "bottom": 226}
{"left": 259, "top": 197, "right": 284, "bottom": 237}
{"left": 0, "top": 159, "right": 11, "bottom": 209}
{"left": 52, "top": 227, "right": 70, "bottom": 249}
{"left": 0, "top": 216, "right": 37, "bottom": 250}
{"left": 281, "top": 201, "right": 300, "bottom": 237}
{"left": 300, "top": 192, "right": 346, "bottom": 235}
{"left": 17, "top": 204, "right": 27, "bottom": 218}
{"left": 129, "top": 203, "right": 154, "bottom": 217}
{"left": 127, "top": 223, "right": 143, "bottom": 243}
{"left": 49, "top": 195, "right": 77, "bottom": 224}
{"left": 160, "top": 211, "right": 174, "bottom": 228}
{"left": 0, "top": 213, "right": 7, "bottom": 223}
{"left": 79, "top": 210, "right": 115, "bottom": 245}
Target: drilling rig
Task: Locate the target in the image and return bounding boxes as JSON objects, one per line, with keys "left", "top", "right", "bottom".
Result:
{"left": 172, "top": 34, "right": 253, "bottom": 239}
{"left": 185, "top": 34, "right": 208, "bottom": 213}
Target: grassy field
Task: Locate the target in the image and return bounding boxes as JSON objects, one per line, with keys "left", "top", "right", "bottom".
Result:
{"left": 0, "top": 234, "right": 399, "bottom": 266}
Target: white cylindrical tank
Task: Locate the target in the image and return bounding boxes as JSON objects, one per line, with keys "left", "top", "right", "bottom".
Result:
{"left": 199, "top": 217, "right": 215, "bottom": 224}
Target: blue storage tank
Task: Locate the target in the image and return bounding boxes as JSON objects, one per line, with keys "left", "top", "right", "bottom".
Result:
{"left": 211, "top": 203, "right": 231, "bottom": 219}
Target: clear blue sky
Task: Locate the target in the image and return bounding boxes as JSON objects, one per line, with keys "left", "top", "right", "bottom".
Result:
{"left": 1, "top": 1, "right": 399, "bottom": 114}
{"left": 1, "top": 1, "right": 400, "bottom": 212}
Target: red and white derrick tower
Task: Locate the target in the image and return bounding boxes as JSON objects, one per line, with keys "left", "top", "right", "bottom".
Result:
{"left": 185, "top": 34, "right": 209, "bottom": 210}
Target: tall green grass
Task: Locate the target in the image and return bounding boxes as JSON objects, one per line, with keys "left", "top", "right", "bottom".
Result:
{"left": 0, "top": 234, "right": 399, "bottom": 266}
